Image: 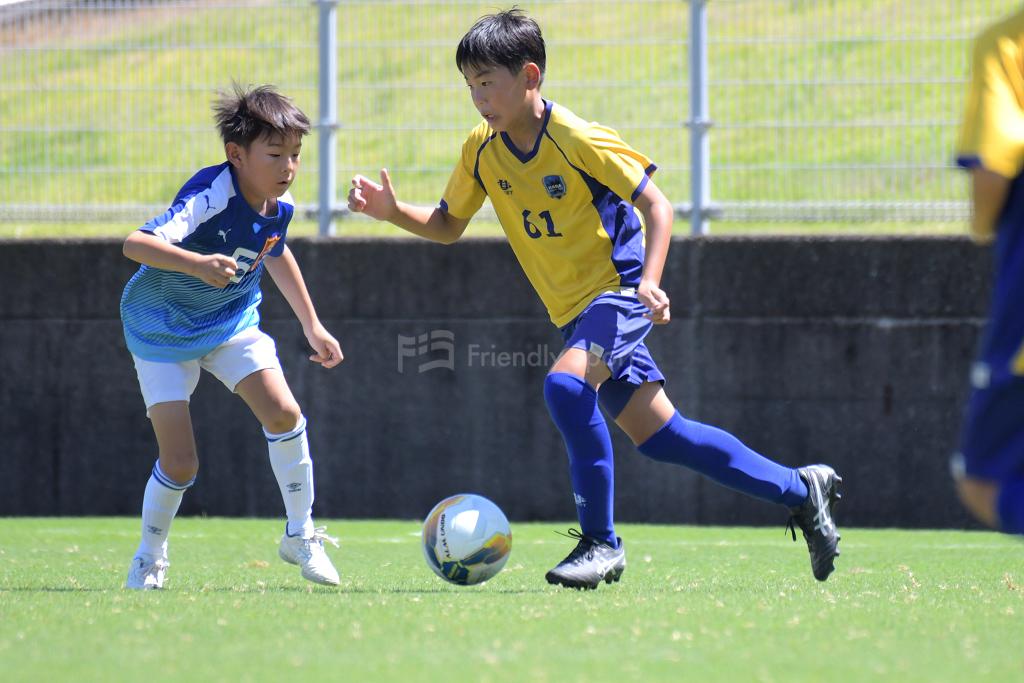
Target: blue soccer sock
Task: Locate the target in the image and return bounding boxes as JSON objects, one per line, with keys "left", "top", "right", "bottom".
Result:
{"left": 543, "top": 373, "right": 618, "bottom": 547}
{"left": 997, "top": 479, "right": 1024, "bottom": 534}
{"left": 637, "top": 412, "right": 808, "bottom": 507}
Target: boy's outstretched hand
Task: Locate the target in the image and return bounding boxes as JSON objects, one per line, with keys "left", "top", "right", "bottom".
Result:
{"left": 305, "top": 322, "right": 344, "bottom": 369}
{"left": 348, "top": 168, "right": 397, "bottom": 221}
{"left": 638, "top": 281, "right": 671, "bottom": 325}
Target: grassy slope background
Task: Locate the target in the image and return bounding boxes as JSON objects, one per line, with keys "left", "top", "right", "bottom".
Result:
{"left": 2, "top": 0, "right": 1016, "bottom": 237}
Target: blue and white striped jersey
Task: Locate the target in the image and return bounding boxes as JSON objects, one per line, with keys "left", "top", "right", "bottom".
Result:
{"left": 120, "top": 162, "right": 292, "bottom": 362}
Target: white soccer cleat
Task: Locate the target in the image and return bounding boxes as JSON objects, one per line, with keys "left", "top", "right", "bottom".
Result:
{"left": 125, "top": 554, "right": 168, "bottom": 590}
{"left": 278, "top": 526, "right": 340, "bottom": 586}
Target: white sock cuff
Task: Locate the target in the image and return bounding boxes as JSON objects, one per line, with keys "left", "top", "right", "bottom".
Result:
{"left": 152, "top": 461, "right": 195, "bottom": 491}
{"left": 264, "top": 414, "right": 307, "bottom": 443}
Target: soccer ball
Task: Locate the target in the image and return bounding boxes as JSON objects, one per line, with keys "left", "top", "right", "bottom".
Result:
{"left": 422, "top": 494, "right": 512, "bottom": 586}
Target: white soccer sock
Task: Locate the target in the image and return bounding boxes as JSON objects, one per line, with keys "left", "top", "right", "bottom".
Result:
{"left": 266, "top": 415, "right": 315, "bottom": 539}
{"left": 137, "top": 461, "right": 192, "bottom": 560}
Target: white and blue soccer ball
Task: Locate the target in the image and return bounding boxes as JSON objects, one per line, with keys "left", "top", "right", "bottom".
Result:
{"left": 422, "top": 494, "right": 512, "bottom": 586}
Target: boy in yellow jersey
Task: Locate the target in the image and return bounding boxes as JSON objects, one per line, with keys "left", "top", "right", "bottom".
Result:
{"left": 952, "top": 8, "right": 1024, "bottom": 535}
{"left": 349, "top": 9, "right": 841, "bottom": 588}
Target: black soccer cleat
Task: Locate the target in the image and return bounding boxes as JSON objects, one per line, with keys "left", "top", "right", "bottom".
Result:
{"left": 545, "top": 529, "right": 626, "bottom": 590}
{"left": 787, "top": 464, "right": 842, "bottom": 581}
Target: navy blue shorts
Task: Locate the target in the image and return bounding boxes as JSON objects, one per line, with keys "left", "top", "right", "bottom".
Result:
{"left": 958, "top": 369, "right": 1024, "bottom": 481}
{"left": 559, "top": 290, "right": 666, "bottom": 417}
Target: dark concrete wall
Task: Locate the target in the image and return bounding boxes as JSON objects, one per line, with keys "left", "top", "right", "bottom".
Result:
{"left": 0, "top": 236, "right": 992, "bottom": 529}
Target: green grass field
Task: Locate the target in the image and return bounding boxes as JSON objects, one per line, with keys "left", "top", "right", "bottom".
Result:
{"left": 1, "top": 518, "right": 1021, "bottom": 682}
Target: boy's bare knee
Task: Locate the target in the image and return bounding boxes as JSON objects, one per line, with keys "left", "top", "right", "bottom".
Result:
{"left": 158, "top": 450, "right": 199, "bottom": 484}
{"left": 955, "top": 477, "right": 999, "bottom": 529}
{"left": 263, "top": 404, "right": 303, "bottom": 435}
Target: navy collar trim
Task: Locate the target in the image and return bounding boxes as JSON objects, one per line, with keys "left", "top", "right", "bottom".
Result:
{"left": 500, "top": 99, "right": 553, "bottom": 164}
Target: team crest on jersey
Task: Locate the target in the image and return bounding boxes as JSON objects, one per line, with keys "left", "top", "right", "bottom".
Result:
{"left": 497, "top": 179, "right": 513, "bottom": 195}
{"left": 542, "top": 175, "right": 566, "bottom": 199}
{"left": 254, "top": 233, "right": 281, "bottom": 265}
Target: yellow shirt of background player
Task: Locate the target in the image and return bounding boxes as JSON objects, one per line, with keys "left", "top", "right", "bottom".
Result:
{"left": 441, "top": 100, "right": 655, "bottom": 327}
{"left": 957, "top": 10, "right": 1024, "bottom": 180}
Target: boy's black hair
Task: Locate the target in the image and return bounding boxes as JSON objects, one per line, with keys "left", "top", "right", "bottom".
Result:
{"left": 213, "top": 83, "right": 311, "bottom": 148}
{"left": 456, "top": 8, "right": 545, "bottom": 82}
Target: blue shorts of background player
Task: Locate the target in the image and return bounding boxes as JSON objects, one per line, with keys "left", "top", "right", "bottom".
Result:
{"left": 953, "top": 371, "right": 1024, "bottom": 531}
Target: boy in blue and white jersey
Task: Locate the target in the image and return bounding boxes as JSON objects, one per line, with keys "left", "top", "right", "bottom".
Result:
{"left": 349, "top": 9, "right": 842, "bottom": 588}
{"left": 121, "top": 84, "right": 342, "bottom": 589}
{"left": 952, "top": 9, "right": 1024, "bottom": 535}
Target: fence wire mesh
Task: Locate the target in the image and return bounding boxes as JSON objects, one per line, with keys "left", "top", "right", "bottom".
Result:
{"left": 0, "top": 0, "right": 1019, "bottom": 230}
{"left": 706, "top": 0, "right": 1013, "bottom": 223}
{"left": 1, "top": 0, "right": 318, "bottom": 224}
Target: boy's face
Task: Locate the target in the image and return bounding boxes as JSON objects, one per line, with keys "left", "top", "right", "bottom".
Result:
{"left": 463, "top": 63, "right": 537, "bottom": 132}
{"left": 228, "top": 132, "right": 303, "bottom": 200}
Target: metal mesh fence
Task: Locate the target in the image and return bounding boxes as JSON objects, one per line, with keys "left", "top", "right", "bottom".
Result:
{"left": 334, "top": 0, "right": 687, "bottom": 229}
{"left": 707, "top": 0, "right": 1018, "bottom": 223}
{"left": 0, "top": 0, "right": 318, "bottom": 224}
{"left": 0, "top": 0, "right": 1020, "bottom": 230}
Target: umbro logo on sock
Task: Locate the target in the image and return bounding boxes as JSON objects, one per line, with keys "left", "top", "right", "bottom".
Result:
{"left": 573, "top": 493, "right": 587, "bottom": 507}
{"left": 286, "top": 483, "right": 303, "bottom": 493}
{"left": 146, "top": 525, "right": 164, "bottom": 536}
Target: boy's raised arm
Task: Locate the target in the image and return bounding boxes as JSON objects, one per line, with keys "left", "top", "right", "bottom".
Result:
{"left": 348, "top": 168, "right": 469, "bottom": 245}
{"left": 265, "top": 246, "right": 343, "bottom": 368}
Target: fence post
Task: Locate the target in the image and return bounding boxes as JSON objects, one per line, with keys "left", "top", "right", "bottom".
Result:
{"left": 688, "top": 0, "right": 710, "bottom": 235}
{"left": 317, "top": 0, "right": 338, "bottom": 236}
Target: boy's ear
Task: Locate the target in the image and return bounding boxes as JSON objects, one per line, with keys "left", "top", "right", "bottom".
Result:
{"left": 225, "top": 141, "right": 244, "bottom": 168}
{"left": 523, "top": 62, "right": 542, "bottom": 89}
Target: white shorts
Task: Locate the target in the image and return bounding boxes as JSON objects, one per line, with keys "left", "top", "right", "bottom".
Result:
{"left": 131, "top": 327, "right": 282, "bottom": 413}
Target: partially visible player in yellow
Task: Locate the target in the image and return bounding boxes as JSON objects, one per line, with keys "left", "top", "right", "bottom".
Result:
{"left": 952, "top": 9, "right": 1024, "bottom": 534}
{"left": 349, "top": 9, "right": 841, "bottom": 588}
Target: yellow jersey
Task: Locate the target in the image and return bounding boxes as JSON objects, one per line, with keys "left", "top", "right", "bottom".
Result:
{"left": 440, "top": 100, "right": 655, "bottom": 327}
{"left": 957, "top": 9, "right": 1024, "bottom": 179}
{"left": 956, "top": 8, "right": 1024, "bottom": 378}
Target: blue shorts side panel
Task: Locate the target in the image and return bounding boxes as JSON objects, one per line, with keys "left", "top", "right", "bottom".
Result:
{"left": 559, "top": 292, "right": 666, "bottom": 397}
{"left": 959, "top": 375, "right": 1024, "bottom": 481}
